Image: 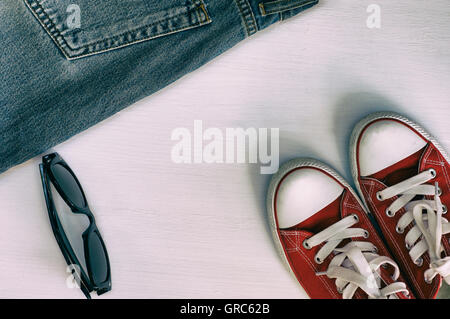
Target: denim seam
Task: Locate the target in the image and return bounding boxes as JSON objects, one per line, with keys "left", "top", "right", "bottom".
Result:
{"left": 259, "top": 0, "right": 318, "bottom": 16}
{"left": 23, "top": 0, "right": 212, "bottom": 60}
{"left": 233, "top": 0, "right": 258, "bottom": 37}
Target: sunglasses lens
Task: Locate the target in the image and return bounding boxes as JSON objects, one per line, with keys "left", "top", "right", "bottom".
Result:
{"left": 88, "top": 231, "right": 109, "bottom": 284}
{"left": 51, "top": 163, "right": 86, "bottom": 208}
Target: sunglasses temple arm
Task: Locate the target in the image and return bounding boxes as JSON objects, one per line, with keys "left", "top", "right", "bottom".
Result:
{"left": 39, "top": 164, "right": 45, "bottom": 188}
{"left": 39, "top": 164, "right": 54, "bottom": 212}
{"left": 80, "top": 283, "right": 92, "bottom": 299}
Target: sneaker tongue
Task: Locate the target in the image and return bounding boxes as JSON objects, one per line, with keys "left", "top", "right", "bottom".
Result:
{"left": 288, "top": 191, "right": 344, "bottom": 233}
{"left": 369, "top": 145, "right": 428, "bottom": 186}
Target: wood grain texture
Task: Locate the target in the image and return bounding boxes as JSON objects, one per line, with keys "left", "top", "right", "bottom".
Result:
{"left": 0, "top": 0, "right": 449, "bottom": 298}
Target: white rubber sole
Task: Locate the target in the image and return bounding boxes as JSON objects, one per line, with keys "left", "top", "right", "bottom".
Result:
{"left": 266, "top": 158, "right": 370, "bottom": 297}
{"left": 349, "top": 111, "right": 450, "bottom": 213}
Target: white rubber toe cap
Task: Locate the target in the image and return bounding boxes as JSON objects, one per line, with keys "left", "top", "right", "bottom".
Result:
{"left": 276, "top": 168, "right": 344, "bottom": 229}
{"left": 358, "top": 119, "right": 427, "bottom": 177}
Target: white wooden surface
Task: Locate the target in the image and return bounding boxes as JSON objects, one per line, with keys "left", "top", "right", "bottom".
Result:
{"left": 0, "top": 0, "right": 449, "bottom": 298}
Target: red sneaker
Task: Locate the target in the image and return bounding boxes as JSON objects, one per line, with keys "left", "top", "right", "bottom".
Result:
{"left": 350, "top": 112, "right": 450, "bottom": 299}
{"left": 267, "top": 158, "right": 411, "bottom": 299}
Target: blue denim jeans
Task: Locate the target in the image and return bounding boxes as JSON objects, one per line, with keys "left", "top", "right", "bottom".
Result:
{"left": 0, "top": 0, "right": 318, "bottom": 174}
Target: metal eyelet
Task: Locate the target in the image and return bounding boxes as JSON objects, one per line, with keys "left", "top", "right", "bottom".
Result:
{"left": 424, "top": 277, "right": 433, "bottom": 285}
{"left": 372, "top": 246, "right": 379, "bottom": 254}
{"left": 442, "top": 205, "right": 448, "bottom": 215}
{"left": 376, "top": 192, "right": 384, "bottom": 201}
{"left": 386, "top": 208, "right": 395, "bottom": 217}
{"left": 352, "top": 214, "right": 359, "bottom": 222}
{"left": 429, "top": 168, "right": 437, "bottom": 178}
{"left": 303, "top": 240, "right": 311, "bottom": 250}
{"left": 363, "top": 230, "right": 369, "bottom": 238}
{"left": 406, "top": 243, "right": 411, "bottom": 250}
{"left": 337, "top": 287, "right": 343, "bottom": 294}
{"left": 437, "top": 187, "right": 442, "bottom": 196}
{"left": 396, "top": 226, "right": 404, "bottom": 234}
{"left": 315, "top": 256, "right": 323, "bottom": 264}
{"left": 414, "top": 257, "right": 423, "bottom": 267}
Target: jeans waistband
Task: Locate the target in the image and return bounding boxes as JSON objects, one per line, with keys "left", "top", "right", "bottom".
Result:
{"left": 234, "top": 0, "right": 319, "bottom": 36}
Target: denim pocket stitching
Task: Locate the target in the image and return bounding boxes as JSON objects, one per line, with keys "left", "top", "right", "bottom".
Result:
{"left": 233, "top": 0, "right": 258, "bottom": 37}
{"left": 259, "top": 0, "right": 318, "bottom": 16}
{"left": 24, "top": 0, "right": 212, "bottom": 60}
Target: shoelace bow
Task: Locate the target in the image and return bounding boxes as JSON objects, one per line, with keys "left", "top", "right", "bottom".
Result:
{"left": 376, "top": 168, "right": 450, "bottom": 284}
{"left": 303, "top": 214, "right": 409, "bottom": 299}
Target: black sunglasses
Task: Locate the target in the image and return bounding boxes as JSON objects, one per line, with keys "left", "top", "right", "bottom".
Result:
{"left": 39, "top": 152, "right": 111, "bottom": 298}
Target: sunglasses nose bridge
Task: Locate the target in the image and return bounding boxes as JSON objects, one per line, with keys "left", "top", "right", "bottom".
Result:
{"left": 72, "top": 208, "right": 95, "bottom": 226}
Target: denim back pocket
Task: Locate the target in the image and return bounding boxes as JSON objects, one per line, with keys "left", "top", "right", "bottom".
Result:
{"left": 24, "top": 0, "right": 211, "bottom": 60}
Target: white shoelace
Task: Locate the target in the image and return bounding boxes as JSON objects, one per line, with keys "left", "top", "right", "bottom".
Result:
{"left": 376, "top": 168, "right": 450, "bottom": 284}
{"left": 303, "top": 214, "right": 409, "bottom": 299}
